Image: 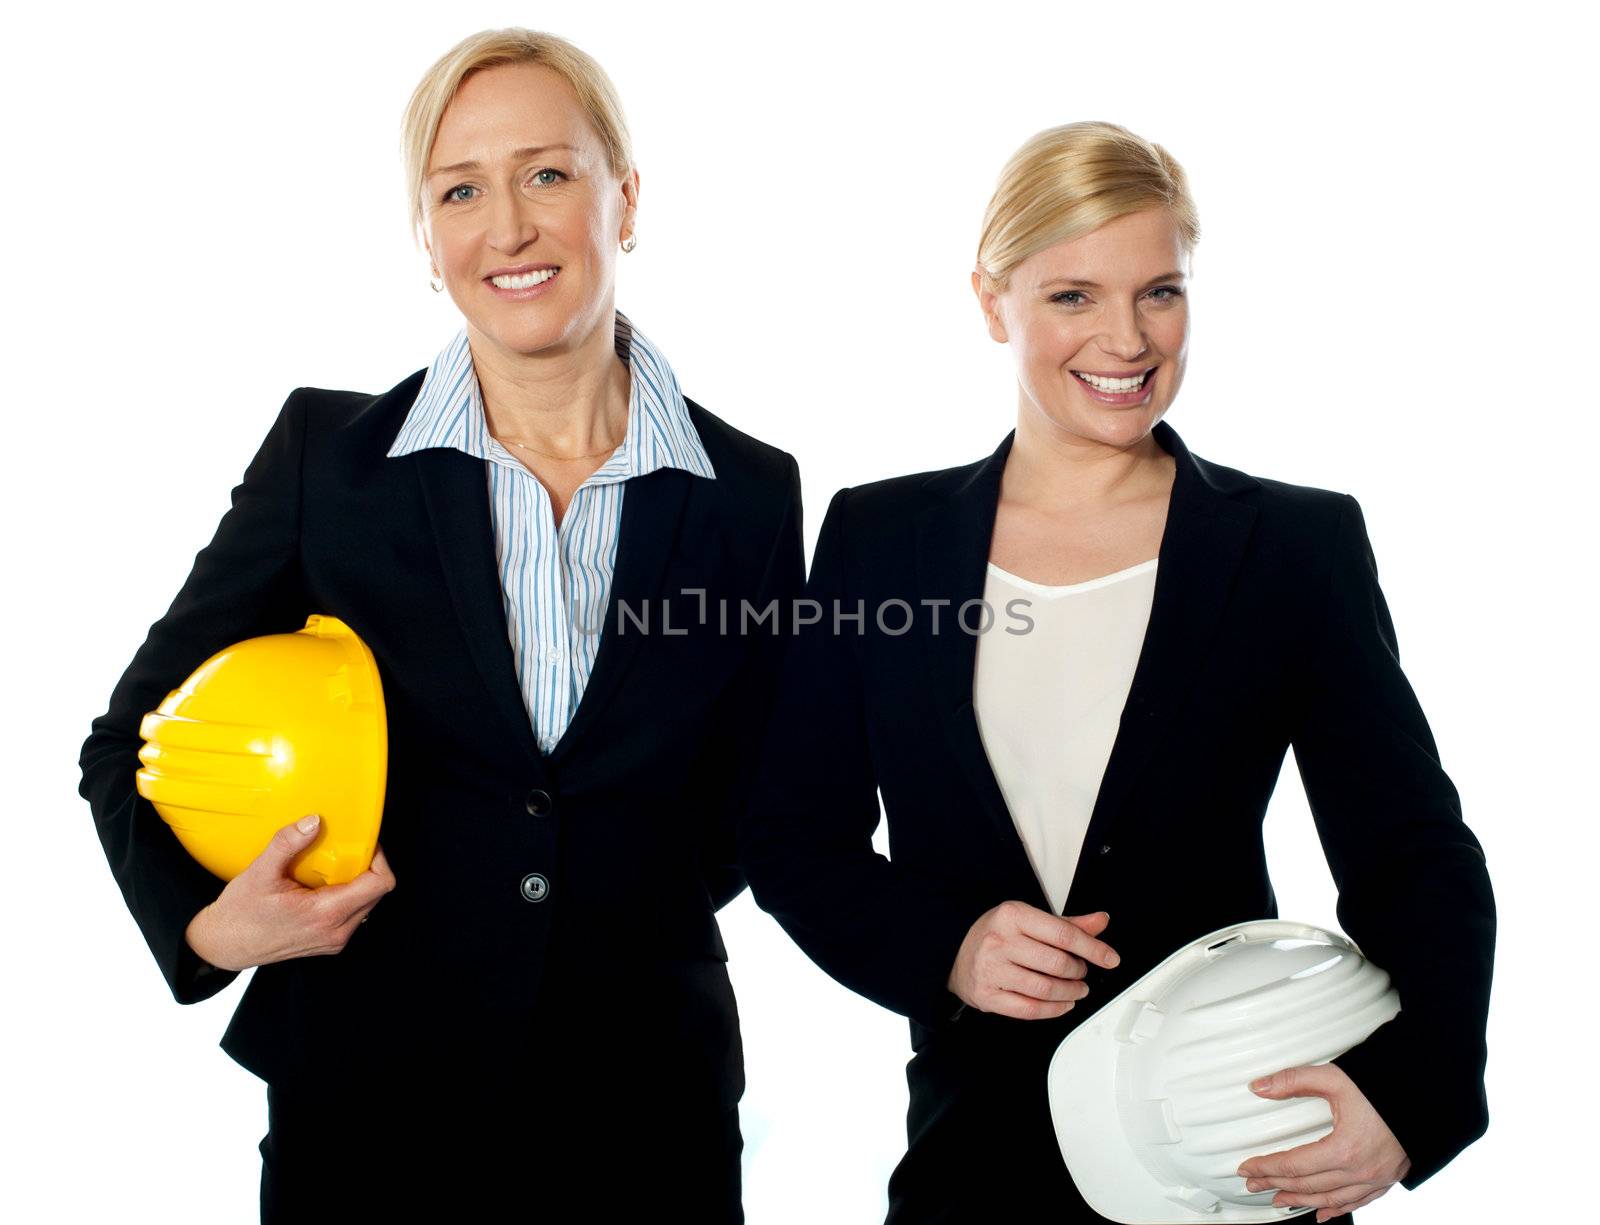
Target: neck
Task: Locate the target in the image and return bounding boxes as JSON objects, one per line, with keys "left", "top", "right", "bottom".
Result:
{"left": 1005, "top": 394, "right": 1172, "bottom": 511}
{"left": 468, "top": 309, "right": 631, "bottom": 454}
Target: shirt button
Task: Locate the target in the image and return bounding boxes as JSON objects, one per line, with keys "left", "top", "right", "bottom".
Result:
{"left": 519, "top": 873, "right": 550, "bottom": 903}
{"left": 544, "top": 648, "right": 562, "bottom": 666}
{"left": 525, "top": 788, "right": 552, "bottom": 817}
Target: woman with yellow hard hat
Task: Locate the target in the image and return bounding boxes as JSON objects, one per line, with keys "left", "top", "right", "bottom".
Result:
{"left": 78, "top": 27, "right": 802, "bottom": 1222}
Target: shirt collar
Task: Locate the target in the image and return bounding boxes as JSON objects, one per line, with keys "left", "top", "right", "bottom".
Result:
{"left": 387, "top": 308, "right": 716, "bottom": 483}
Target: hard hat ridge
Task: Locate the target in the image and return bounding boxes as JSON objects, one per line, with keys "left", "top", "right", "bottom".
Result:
{"left": 137, "top": 614, "right": 387, "bottom": 888}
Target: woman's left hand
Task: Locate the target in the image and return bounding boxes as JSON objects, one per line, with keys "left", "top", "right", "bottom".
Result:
{"left": 1236, "top": 1063, "right": 1411, "bottom": 1222}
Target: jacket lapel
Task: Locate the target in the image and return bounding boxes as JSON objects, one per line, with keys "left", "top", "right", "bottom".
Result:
{"left": 915, "top": 419, "right": 1260, "bottom": 912}
{"left": 915, "top": 433, "right": 1038, "bottom": 898}
{"left": 546, "top": 465, "right": 694, "bottom": 768}
{"left": 413, "top": 449, "right": 697, "bottom": 774}
{"left": 413, "top": 445, "right": 545, "bottom": 767}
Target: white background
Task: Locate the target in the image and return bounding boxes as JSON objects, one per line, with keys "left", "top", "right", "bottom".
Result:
{"left": 6, "top": 1, "right": 1594, "bottom": 1220}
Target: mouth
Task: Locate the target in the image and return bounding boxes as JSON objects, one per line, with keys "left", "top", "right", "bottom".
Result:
{"left": 484, "top": 265, "right": 561, "bottom": 299}
{"left": 1070, "top": 365, "right": 1157, "bottom": 405}
{"left": 486, "top": 264, "right": 560, "bottom": 287}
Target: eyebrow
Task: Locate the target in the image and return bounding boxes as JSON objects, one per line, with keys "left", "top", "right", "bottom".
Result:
{"left": 1038, "top": 270, "right": 1187, "bottom": 290}
{"left": 426, "top": 144, "right": 578, "bottom": 178}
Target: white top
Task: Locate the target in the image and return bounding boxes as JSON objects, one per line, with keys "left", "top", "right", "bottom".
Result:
{"left": 973, "top": 558, "right": 1159, "bottom": 913}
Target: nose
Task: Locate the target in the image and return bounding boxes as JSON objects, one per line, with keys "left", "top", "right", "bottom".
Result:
{"left": 487, "top": 185, "right": 538, "bottom": 253}
{"left": 1098, "top": 299, "right": 1149, "bottom": 362}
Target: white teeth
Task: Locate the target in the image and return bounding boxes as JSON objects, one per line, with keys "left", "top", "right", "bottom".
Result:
{"left": 490, "top": 268, "right": 559, "bottom": 289}
{"left": 1074, "top": 370, "right": 1148, "bottom": 393}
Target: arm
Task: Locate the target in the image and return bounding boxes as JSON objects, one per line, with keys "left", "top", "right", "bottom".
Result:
{"left": 738, "top": 488, "right": 988, "bottom": 1032}
{"left": 1291, "top": 493, "right": 1495, "bottom": 1190}
{"left": 694, "top": 452, "right": 808, "bottom": 911}
{"left": 77, "top": 389, "right": 312, "bottom": 1005}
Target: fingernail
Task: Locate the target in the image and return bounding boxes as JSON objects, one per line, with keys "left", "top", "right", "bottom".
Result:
{"left": 297, "top": 814, "right": 321, "bottom": 834}
{"left": 1106, "top": 952, "right": 1121, "bottom": 967}
{"left": 1250, "top": 1076, "right": 1269, "bottom": 1091}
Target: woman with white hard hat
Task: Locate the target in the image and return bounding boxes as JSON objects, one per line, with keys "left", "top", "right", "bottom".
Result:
{"left": 740, "top": 120, "right": 1494, "bottom": 1222}
{"left": 79, "top": 27, "right": 803, "bottom": 1222}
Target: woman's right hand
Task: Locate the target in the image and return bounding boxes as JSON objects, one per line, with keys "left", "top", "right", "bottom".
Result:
{"left": 947, "top": 903, "right": 1120, "bottom": 1020}
{"left": 183, "top": 814, "right": 397, "bottom": 972}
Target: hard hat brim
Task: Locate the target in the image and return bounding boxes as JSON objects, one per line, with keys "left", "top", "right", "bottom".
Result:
{"left": 1048, "top": 920, "right": 1334, "bottom": 1224}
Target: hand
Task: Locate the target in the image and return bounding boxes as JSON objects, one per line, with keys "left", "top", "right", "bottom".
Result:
{"left": 184, "top": 815, "right": 397, "bottom": 972}
{"left": 1236, "top": 1063, "right": 1412, "bottom": 1221}
{"left": 946, "top": 903, "right": 1120, "bottom": 1020}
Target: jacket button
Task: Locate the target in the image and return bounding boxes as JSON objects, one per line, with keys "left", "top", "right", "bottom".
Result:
{"left": 1100, "top": 843, "right": 1113, "bottom": 855}
{"left": 525, "top": 788, "right": 553, "bottom": 817}
{"left": 519, "top": 873, "right": 550, "bottom": 903}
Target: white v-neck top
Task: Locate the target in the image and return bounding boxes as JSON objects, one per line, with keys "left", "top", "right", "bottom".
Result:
{"left": 973, "top": 558, "right": 1159, "bottom": 913}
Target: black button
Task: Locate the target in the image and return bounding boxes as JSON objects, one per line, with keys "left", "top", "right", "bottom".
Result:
{"left": 519, "top": 873, "right": 550, "bottom": 903}
{"left": 1100, "top": 843, "right": 1113, "bottom": 855}
{"left": 525, "top": 788, "right": 552, "bottom": 817}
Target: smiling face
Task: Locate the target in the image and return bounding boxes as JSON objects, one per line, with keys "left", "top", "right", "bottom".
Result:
{"left": 974, "top": 207, "right": 1191, "bottom": 450}
{"left": 421, "top": 61, "right": 637, "bottom": 360}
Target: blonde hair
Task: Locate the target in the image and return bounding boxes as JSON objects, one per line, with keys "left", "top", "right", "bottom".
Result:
{"left": 975, "top": 121, "right": 1199, "bottom": 295}
{"left": 400, "top": 28, "right": 634, "bottom": 251}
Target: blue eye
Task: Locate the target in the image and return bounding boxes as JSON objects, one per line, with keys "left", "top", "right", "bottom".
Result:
{"left": 1050, "top": 286, "right": 1184, "bottom": 306}
{"left": 441, "top": 168, "right": 567, "bottom": 204}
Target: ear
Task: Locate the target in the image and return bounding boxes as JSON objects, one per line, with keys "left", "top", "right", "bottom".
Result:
{"left": 619, "top": 167, "right": 641, "bottom": 241}
{"left": 972, "top": 268, "right": 1008, "bottom": 343}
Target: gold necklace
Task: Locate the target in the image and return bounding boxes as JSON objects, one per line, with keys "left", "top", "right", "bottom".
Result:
{"left": 493, "top": 432, "right": 622, "bottom": 461}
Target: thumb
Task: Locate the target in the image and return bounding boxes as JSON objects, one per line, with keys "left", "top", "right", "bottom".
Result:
{"left": 1249, "top": 1065, "right": 1330, "bottom": 1100}
{"left": 1065, "top": 910, "right": 1111, "bottom": 937}
{"left": 255, "top": 814, "right": 322, "bottom": 876}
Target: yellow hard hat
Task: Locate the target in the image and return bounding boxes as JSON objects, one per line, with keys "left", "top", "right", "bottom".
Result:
{"left": 136, "top": 614, "right": 387, "bottom": 888}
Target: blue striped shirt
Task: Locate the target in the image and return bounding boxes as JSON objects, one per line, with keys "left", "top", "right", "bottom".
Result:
{"left": 387, "top": 309, "right": 717, "bottom": 753}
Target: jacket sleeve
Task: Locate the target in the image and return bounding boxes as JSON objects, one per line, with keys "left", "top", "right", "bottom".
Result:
{"left": 693, "top": 452, "right": 808, "bottom": 911}
{"left": 77, "top": 389, "right": 312, "bottom": 1005}
{"left": 739, "top": 487, "right": 987, "bottom": 1031}
{"left": 1290, "top": 493, "right": 1495, "bottom": 1190}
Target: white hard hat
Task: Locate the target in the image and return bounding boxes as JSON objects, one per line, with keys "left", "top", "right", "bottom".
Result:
{"left": 1047, "top": 919, "right": 1400, "bottom": 1224}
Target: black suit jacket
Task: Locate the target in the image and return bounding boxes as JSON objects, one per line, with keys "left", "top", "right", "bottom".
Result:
{"left": 79, "top": 369, "right": 804, "bottom": 1107}
{"left": 740, "top": 419, "right": 1494, "bottom": 1220}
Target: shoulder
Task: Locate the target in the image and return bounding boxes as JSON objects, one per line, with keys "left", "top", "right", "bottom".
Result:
{"left": 821, "top": 428, "right": 1364, "bottom": 558}
{"left": 1181, "top": 440, "right": 1371, "bottom": 578}
{"left": 818, "top": 448, "right": 996, "bottom": 548}
{"left": 1166, "top": 422, "right": 1356, "bottom": 540}
{"left": 290, "top": 369, "right": 427, "bottom": 447}
{"left": 685, "top": 396, "right": 799, "bottom": 508}
{"left": 1233, "top": 468, "right": 1360, "bottom": 544}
